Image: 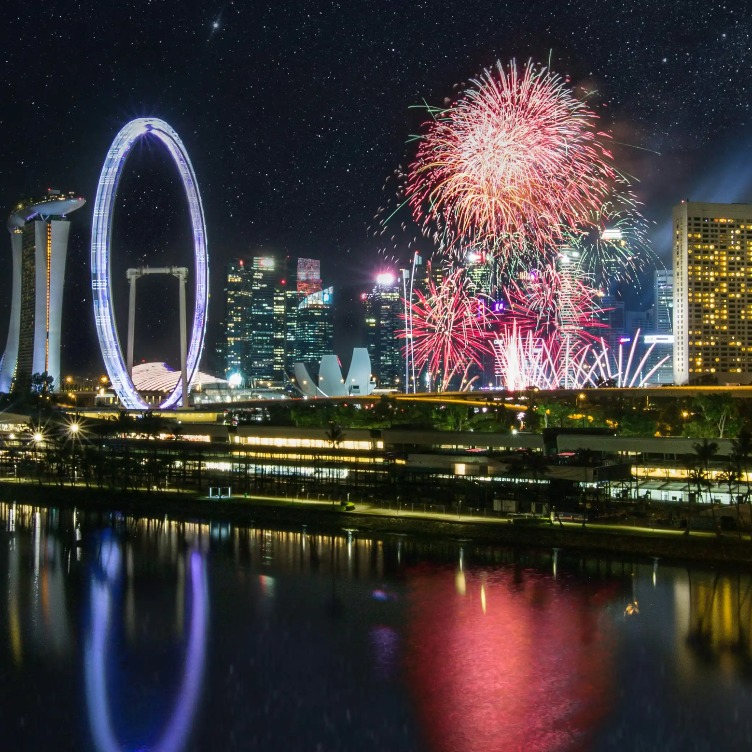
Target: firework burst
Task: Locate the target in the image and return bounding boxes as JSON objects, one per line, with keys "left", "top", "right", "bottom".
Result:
{"left": 406, "top": 59, "right": 616, "bottom": 254}
{"left": 502, "top": 264, "right": 604, "bottom": 342}
{"left": 493, "top": 327, "right": 670, "bottom": 391}
{"left": 561, "top": 187, "right": 661, "bottom": 291}
{"left": 400, "top": 266, "right": 496, "bottom": 391}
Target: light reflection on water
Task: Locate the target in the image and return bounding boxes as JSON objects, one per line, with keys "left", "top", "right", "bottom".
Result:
{"left": 2, "top": 501, "right": 752, "bottom": 751}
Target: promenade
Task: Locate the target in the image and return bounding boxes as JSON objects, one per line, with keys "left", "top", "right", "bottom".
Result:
{"left": 2, "top": 479, "right": 752, "bottom": 567}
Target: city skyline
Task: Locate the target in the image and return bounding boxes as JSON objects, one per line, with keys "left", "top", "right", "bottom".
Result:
{"left": 0, "top": 1, "right": 750, "bottom": 374}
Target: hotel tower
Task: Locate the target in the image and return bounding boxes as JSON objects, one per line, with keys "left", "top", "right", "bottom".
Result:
{"left": 673, "top": 200, "right": 752, "bottom": 385}
{"left": 0, "top": 190, "right": 85, "bottom": 392}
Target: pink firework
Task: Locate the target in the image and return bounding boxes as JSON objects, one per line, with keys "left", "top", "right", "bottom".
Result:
{"left": 401, "top": 267, "right": 496, "bottom": 391}
{"left": 407, "top": 59, "right": 616, "bottom": 254}
{"left": 501, "top": 265, "right": 605, "bottom": 343}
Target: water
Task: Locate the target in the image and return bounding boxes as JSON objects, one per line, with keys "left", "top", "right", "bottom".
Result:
{"left": 2, "top": 501, "right": 752, "bottom": 751}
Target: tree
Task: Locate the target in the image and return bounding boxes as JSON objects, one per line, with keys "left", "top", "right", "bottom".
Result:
{"left": 533, "top": 401, "right": 574, "bottom": 429}
{"left": 685, "top": 395, "right": 740, "bottom": 439}
{"left": 728, "top": 428, "right": 752, "bottom": 532}
{"left": 693, "top": 438, "right": 719, "bottom": 472}
{"left": 325, "top": 421, "right": 345, "bottom": 449}
{"left": 431, "top": 403, "right": 470, "bottom": 431}
{"left": 30, "top": 372, "right": 54, "bottom": 395}
{"left": 681, "top": 439, "right": 719, "bottom": 535}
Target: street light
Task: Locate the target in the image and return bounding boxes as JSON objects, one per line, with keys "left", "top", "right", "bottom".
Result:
{"left": 31, "top": 431, "right": 44, "bottom": 484}
{"left": 69, "top": 421, "right": 80, "bottom": 485}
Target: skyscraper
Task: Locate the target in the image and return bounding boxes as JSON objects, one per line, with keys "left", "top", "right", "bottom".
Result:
{"left": 673, "top": 201, "right": 752, "bottom": 384}
{"left": 0, "top": 191, "right": 85, "bottom": 392}
{"left": 247, "top": 255, "right": 287, "bottom": 385}
{"left": 295, "top": 287, "right": 334, "bottom": 366}
{"left": 654, "top": 269, "right": 673, "bottom": 334}
{"left": 363, "top": 273, "right": 402, "bottom": 388}
{"left": 219, "top": 254, "right": 287, "bottom": 385}
{"left": 219, "top": 259, "right": 252, "bottom": 379}
{"left": 286, "top": 258, "right": 322, "bottom": 370}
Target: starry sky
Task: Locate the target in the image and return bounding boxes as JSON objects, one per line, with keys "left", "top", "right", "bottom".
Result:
{"left": 1, "top": 0, "right": 750, "bottom": 374}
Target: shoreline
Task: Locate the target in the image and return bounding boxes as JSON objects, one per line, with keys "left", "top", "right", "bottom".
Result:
{"left": 3, "top": 480, "right": 752, "bottom": 567}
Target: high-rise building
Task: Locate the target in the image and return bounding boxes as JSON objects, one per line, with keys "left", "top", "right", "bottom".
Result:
{"left": 465, "top": 249, "right": 493, "bottom": 296}
{"left": 673, "top": 201, "right": 752, "bottom": 384}
{"left": 295, "top": 287, "right": 334, "bottom": 366}
{"left": 0, "top": 191, "right": 85, "bottom": 392}
{"left": 220, "top": 259, "right": 252, "bottom": 379}
{"left": 363, "top": 273, "right": 402, "bottom": 388}
{"left": 219, "top": 254, "right": 287, "bottom": 385}
{"left": 593, "top": 294, "right": 626, "bottom": 351}
{"left": 295, "top": 257, "right": 322, "bottom": 297}
{"left": 654, "top": 269, "right": 673, "bottom": 334}
{"left": 247, "top": 256, "right": 287, "bottom": 385}
{"left": 285, "top": 258, "right": 323, "bottom": 370}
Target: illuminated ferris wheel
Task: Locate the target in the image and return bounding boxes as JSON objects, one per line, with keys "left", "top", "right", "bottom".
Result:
{"left": 90, "top": 118, "right": 209, "bottom": 410}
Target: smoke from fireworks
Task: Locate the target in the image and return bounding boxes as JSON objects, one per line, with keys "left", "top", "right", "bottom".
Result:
{"left": 406, "top": 59, "right": 616, "bottom": 255}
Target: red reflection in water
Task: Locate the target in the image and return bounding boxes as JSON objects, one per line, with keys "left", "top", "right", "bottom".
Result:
{"left": 403, "top": 565, "right": 620, "bottom": 752}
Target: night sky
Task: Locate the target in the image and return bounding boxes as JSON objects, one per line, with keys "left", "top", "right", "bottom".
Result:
{"left": 1, "top": 0, "right": 751, "bottom": 374}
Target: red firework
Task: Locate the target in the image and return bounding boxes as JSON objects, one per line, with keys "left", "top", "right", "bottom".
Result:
{"left": 407, "top": 59, "right": 616, "bottom": 254}
{"left": 501, "top": 264, "right": 605, "bottom": 344}
{"left": 401, "top": 267, "right": 496, "bottom": 391}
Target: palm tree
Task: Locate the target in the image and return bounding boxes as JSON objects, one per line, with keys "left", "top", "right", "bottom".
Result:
{"left": 694, "top": 438, "right": 719, "bottom": 468}
{"left": 694, "top": 438, "right": 719, "bottom": 530}
{"left": 325, "top": 421, "right": 345, "bottom": 449}
{"left": 718, "top": 463, "right": 743, "bottom": 537}
{"left": 730, "top": 428, "right": 752, "bottom": 533}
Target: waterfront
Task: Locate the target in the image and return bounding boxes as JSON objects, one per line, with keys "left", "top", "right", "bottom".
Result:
{"left": 2, "top": 500, "right": 752, "bottom": 751}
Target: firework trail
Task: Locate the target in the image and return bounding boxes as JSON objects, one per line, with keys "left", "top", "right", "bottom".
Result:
{"left": 493, "top": 326, "right": 669, "bottom": 390}
{"left": 502, "top": 264, "right": 605, "bottom": 343}
{"left": 561, "top": 187, "right": 661, "bottom": 292}
{"left": 400, "top": 266, "right": 496, "bottom": 391}
{"left": 492, "top": 321, "right": 568, "bottom": 391}
{"left": 406, "top": 59, "right": 616, "bottom": 255}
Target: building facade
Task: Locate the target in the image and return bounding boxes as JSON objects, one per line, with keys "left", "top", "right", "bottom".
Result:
{"left": 654, "top": 269, "right": 674, "bottom": 335}
{"left": 285, "top": 258, "right": 322, "bottom": 370}
{"left": 0, "top": 191, "right": 84, "bottom": 392}
{"left": 673, "top": 201, "right": 752, "bottom": 385}
{"left": 295, "top": 287, "right": 334, "bottom": 366}
{"left": 363, "top": 273, "right": 402, "bottom": 388}
{"left": 220, "top": 260, "right": 252, "bottom": 379}
{"left": 221, "top": 255, "right": 333, "bottom": 385}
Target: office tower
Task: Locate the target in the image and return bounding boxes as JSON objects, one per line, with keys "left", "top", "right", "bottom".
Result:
{"left": 285, "top": 258, "right": 322, "bottom": 370}
{"left": 654, "top": 269, "right": 673, "bottom": 334}
{"left": 296, "top": 257, "right": 322, "bottom": 297}
{"left": 0, "top": 191, "right": 85, "bottom": 392}
{"left": 220, "top": 259, "right": 252, "bottom": 379}
{"left": 594, "top": 295, "right": 626, "bottom": 352}
{"left": 219, "top": 254, "right": 287, "bottom": 384}
{"left": 673, "top": 201, "right": 752, "bottom": 384}
{"left": 465, "top": 249, "right": 493, "bottom": 295}
{"left": 295, "top": 287, "right": 334, "bottom": 366}
{"left": 247, "top": 255, "right": 287, "bottom": 385}
{"left": 363, "top": 273, "right": 402, "bottom": 388}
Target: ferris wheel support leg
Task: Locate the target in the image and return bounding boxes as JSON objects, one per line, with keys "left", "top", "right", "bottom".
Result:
{"left": 179, "top": 274, "right": 188, "bottom": 408}
{"left": 127, "top": 274, "right": 137, "bottom": 378}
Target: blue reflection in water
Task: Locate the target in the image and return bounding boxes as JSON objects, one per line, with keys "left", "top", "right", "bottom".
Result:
{"left": 84, "top": 531, "right": 208, "bottom": 752}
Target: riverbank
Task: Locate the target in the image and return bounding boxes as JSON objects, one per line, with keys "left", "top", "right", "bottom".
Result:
{"left": 3, "top": 480, "right": 752, "bottom": 567}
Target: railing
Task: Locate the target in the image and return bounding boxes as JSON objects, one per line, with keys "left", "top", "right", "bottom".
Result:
{"left": 371, "top": 499, "right": 513, "bottom": 520}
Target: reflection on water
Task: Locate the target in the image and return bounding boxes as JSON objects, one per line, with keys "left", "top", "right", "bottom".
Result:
{"left": 2, "top": 501, "right": 752, "bottom": 751}
{"left": 84, "top": 531, "right": 208, "bottom": 752}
